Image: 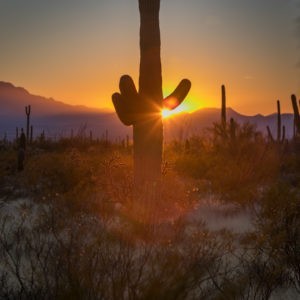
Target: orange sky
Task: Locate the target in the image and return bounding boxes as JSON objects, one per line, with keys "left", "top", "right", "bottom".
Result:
{"left": 1, "top": 0, "right": 299, "bottom": 115}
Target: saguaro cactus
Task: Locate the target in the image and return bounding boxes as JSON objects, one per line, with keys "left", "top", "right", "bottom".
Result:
{"left": 112, "top": 0, "right": 191, "bottom": 187}
{"left": 25, "top": 105, "right": 31, "bottom": 141}
{"left": 30, "top": 125, "right": 33, "bottom": 144}
{"left": 291, "top": 94, "right": 300, "bottom": 138}
{"left": 266, "top": 100, "right": 285, "bottom": 143}
{"left": 221, "top": 84, "right": 226, "bottom": 128}
{"left": 229, "top": 117, "right": 236, "bottom": 143}
{"left": 266, "top": 125, "right": 275, "bottom": 143}
{"left": 276, "top": 100, "right": 281, "bottom": 142}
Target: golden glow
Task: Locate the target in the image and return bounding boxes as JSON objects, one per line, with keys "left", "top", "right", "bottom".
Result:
{"left": 161, "top": 109, "right": 172, "bottom": 118}
{"left": 161, "top": 95, "right": 204, "bottom": 118}
{"left": 162, "top": 103, "right": 188, "bottom": 118}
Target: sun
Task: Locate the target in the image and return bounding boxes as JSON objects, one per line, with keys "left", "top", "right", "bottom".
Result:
{"left": 162, "top": 109, "right": 174, "bottom": 118}
{"left": 161, "top": 92, "right": 203, "bottom": 118}
{"left": 161, "top": 103, "right": 189, "bottom": 118}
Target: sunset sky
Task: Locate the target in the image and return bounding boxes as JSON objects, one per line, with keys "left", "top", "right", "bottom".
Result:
{"left": 1, "top": 0, "right": 299, "bottom": 115}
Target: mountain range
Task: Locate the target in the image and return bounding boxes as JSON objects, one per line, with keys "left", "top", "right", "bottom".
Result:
{"left": 0, "top": 81, "right": 295, "bottom": 141}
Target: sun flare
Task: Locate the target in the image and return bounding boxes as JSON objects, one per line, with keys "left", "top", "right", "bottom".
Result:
{"left": 162, "top": 109, "right": 174, "bottom": 118}
{"left": 161, "top": 103, "right": 189, "bottom": 118}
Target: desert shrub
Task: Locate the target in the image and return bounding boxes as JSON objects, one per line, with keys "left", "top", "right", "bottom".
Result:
{"left": 0, "top": 149, "right": 17, "bottom": 178}
{"left": 280, "top": 151, "right": 300, "bottom": 187}
{"left": 210, "top": 122, "right": 279, "bottom": 198}
{"left": 222, "top": 250, "right": 288, "bottom": 300}
{"left": 9, "top": 146, "right": 131, "bottom": 217}
{"left": 173, "top": 123, "right": 280, "bottom": 206}
{"left": 0, "top": 196, "right": 235, "bottom": 299}
{"left": 0, "top": 149, "right": 21, "bottom": 198}
{"left": 208, "top": 143, "right": 279, "bottom": 205}
{"left": 240, "top": 183, "right": 300, "bottom": 295}
{"left": 170, "top": 136, "right": 211, "bottom": 179}
{"left": 175, "top": 152, "right": 212, "bottom": 179}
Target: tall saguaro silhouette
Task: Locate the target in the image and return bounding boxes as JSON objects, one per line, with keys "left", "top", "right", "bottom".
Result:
{"left": 221, "top": 85, "right": 226, "bottom": 128}
{"left": 25, "top": 105, "right": 31, "bottom": 141}
{"left": 112, "top": 0, "right": 191, "bottom": 188}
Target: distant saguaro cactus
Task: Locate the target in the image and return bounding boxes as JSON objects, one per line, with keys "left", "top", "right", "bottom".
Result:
{"left": 112, "top": 0, "right": 191, "bottom": 187}
{"left": 266, "top": 100, "right": 285, "bottom": 144}
{"left": 277, "top": 100, "right": 281, "bottom": 142}
{"left": 282, "top": 126, "right": 286, "bottom": 143}
{"left": 30, "top": 125, "right": 33, "bottom": 144}
{"left": 40, "top": 130, "right": 45, "bottom": 144}
{"left": 229, "top": 118, "right": 236, "bottom": 143}
{"left": 291, "top": 94, "right": 300, "bottom": 138}
{"left": 221, "top": 84, "right": 226, "bottom": 128}
{"left": 266, "top": 125, "right": 275, "bottom": 143}
{"left": 25, "top": 105, "right": 31, "bottom": 141}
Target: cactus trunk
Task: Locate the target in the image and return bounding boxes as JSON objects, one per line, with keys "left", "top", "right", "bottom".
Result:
{"left": 134, "top": 0, "right": 163, "bottom": 186}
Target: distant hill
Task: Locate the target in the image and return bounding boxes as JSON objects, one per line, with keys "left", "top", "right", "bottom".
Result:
{"left": 0, "top": 81, "right": 295, "bottom": 141}
{"left": 0, "top": 81, "right": 122, "bottom": 140}
{"left": 164, "top": 107, "right": 294, "bottom": 140}
{"left": 0, "top": 81, "right": 105, "bottom": 116}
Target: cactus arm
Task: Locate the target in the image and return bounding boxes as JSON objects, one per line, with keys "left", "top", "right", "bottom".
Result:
{"left": 25, "top": 105, "right": 31, "bottom": 116}
{"left": 119, "top": 75, "right": 139, "bottom": 98}
{"left": 112, "top": 93, "right": 133, "bottom": 126}
{"left": 112, "top": 75, "right": 140, "bottom": 126}
{"left": 113, "top": 77, "right": 192, "bottom": 122}
{"left": 163, "top": 79, "right": 191, "bottom": 110}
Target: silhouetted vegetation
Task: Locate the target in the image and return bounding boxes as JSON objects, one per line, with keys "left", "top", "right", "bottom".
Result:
{"left": 1, "top": 116, "right": 300, "bottom": 298}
